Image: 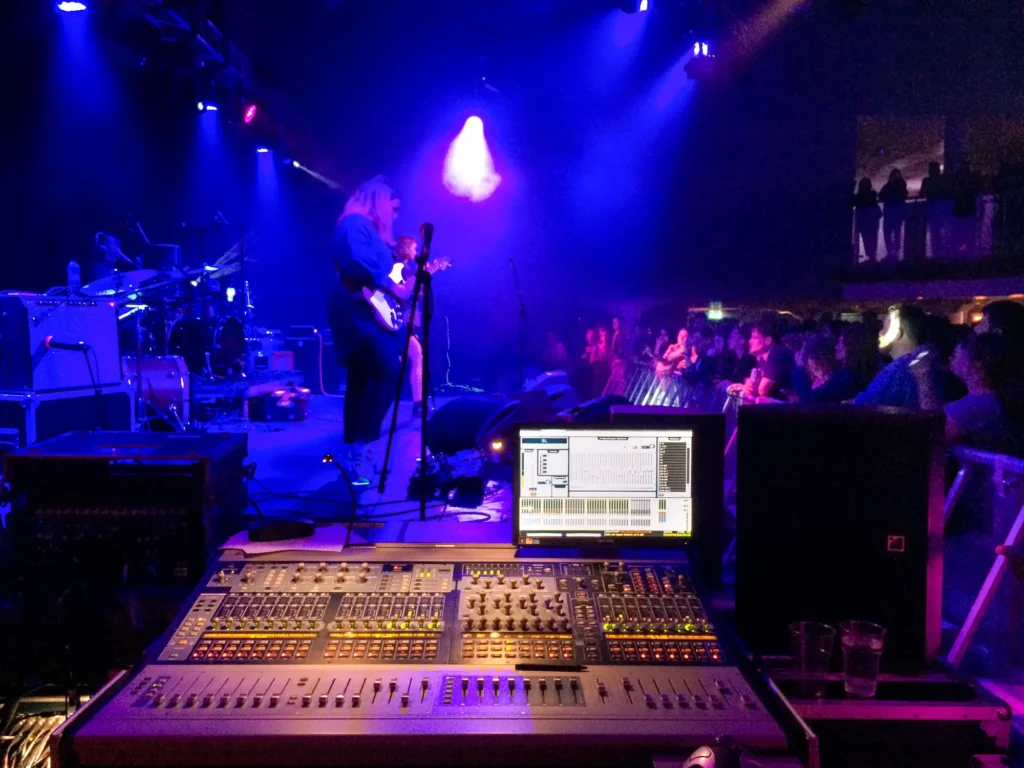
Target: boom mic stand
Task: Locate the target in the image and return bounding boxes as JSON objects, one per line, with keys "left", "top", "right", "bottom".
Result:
{"left": 378, "top": 223, "right": 435, "bottom": 522}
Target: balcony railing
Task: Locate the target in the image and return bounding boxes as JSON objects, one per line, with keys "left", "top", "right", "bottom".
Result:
{"left": 851, "top": 195, "right": 1010, "bottom": 266}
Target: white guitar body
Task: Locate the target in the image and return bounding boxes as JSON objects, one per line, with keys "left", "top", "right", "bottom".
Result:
{"left": 362, "top": 259, "right": 451, "bottom": 333}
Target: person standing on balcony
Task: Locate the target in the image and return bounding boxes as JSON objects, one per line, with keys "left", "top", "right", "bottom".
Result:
{"left": 853, "top": 177, "right": 881, "bottom": 263}
{"left": 879, "top": 169, "right": 909, "bottom": 261}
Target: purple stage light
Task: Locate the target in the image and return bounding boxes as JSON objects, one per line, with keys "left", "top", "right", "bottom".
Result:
{"left": 57, "top": 1, "right": 87, "bottom": 11}
{"left": 244, "top": 104, "right": 257, "bottom": 124}
{"left": 256, "top": 147, "right": 269, "bottom": 153}
{"left": 443, "top": 116, "right": 501, "bottom": 203}
{"left": 639, "top": 0, "right": 648, "bottom": 10}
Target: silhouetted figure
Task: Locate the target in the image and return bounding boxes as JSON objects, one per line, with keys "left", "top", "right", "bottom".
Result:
{"left": 541, "top": 331, "right": 568, "bottom": 372}
{"left": 878, "top": 169, "right": 909, "bottom": 260}
{"left": 921, "top": 162, "right": 950, "bottom": 258}
{"left": 853, "top": 177, "right": 881, "bottom": 263}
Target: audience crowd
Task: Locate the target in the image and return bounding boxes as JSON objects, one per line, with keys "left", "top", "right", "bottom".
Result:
{"left": 557, "top": 300, "right": 1024, "bottom": 457}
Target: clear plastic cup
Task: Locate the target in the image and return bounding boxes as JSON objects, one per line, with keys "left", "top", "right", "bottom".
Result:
{"left": 840, "top": 620, "right": 886, "bottom": 697}
{"left": 789, "top": 621, "right": 836, "bottom": 698}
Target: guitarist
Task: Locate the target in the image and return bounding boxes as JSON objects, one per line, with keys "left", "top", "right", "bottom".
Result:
{"left": 393, "top": 235, "right": 429, "bottom": 418}
{"left": 328, "top": 175, "right": 411, "bottom": 484}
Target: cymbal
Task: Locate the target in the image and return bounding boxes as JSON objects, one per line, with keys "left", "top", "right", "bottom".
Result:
{"left": 81, "top": 270, "right": 160, "bottom": 297}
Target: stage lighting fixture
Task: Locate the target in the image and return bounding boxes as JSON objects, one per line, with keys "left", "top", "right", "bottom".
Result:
{"left": 57, "top": 1, "right": 87, "bottom": 11}
{"left": 685, "top": 43, "right": 717, "bottom": 80}
{"left": 292, "top": 160, "right": 300, "bottom": 168}
{"left": 639, "top": 0, "right": 648, "bottom": 10}
{"left": 205, "top": 104, "right": 218, "bottom": 112}
{"left": 197, "top": 102, "right": 204, "bottom": 111}
{"left": 244, "top": 104, "right": 258, "bottom": 124}
{"left": 256, "top": 147, "right": 269, "bottom": 153}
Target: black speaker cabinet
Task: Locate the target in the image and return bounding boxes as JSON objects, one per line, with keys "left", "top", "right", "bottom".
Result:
{"left": 735, "top": 405, "right": 944, "bottom": 673}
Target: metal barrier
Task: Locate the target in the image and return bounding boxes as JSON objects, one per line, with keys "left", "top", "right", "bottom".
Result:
{"left": 945, "top": 445, "right": 1024, "bottom": 670}
{"left": 618, "top": 361, "right": 686, "bottom": 407}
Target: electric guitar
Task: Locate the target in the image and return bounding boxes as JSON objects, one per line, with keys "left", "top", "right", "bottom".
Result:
{"left": 363, "top": 257, "right": 452, "bottom": 332}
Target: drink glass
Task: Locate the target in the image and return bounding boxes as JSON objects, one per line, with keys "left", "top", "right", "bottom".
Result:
{"left": 788, "top": 622, "right": 835, "bottom": 698}
{"left": 840, "top": 620, "right": 886, "bottom": 697}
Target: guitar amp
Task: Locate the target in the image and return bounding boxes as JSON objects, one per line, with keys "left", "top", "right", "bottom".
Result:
{"left": 0, "top": 294, "right": 121, "bottom": 392}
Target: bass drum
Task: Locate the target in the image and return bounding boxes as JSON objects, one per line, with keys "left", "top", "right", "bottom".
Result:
{"left": 122, "top": 356, "right": 190, "bottom": 425}
{"left": 167, "top": 316, "right": 245, "bottom": 376}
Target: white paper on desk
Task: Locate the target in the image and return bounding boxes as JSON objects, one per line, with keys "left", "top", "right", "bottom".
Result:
{"left": 219, "top": 525, "right": 356, "bottom": 556}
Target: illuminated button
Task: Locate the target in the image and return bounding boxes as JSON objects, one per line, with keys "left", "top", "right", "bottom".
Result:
{"left": 361, "top": 562, "right": 369, "bottom": 571}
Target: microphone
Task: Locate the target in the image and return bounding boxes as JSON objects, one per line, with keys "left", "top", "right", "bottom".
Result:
{"left": 420, "top": 222, "right": 435, "bottom": 251}
{"left": 45, "top": 336, "right": 91, "bottom": 352}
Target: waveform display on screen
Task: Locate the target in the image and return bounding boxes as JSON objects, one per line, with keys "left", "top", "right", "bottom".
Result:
{"left": 569, "top": 449, "right": 656, "bottom": 493}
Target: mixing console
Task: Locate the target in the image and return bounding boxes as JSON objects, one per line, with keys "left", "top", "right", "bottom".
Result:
{"left": 156, "top": 560, "right": 719, "bottom": 667}
{"left": 55, "top": 550, "right": 795, "bottom": 768}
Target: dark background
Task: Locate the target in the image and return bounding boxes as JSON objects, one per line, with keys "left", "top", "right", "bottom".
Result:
{"left": 3, "top": 0, "right": 1022, "bottom": 385}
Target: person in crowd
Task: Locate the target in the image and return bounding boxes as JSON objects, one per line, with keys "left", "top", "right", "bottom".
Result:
{"left": 976, "top": 300, "right": 1024, "bottom": 347}
{"left": 728, "top": 315, "right": 794, "bottom": 400}
{"left": 921, "top": 162, "right": 949, "bottom": 200}
{"left": 727, "top": 324, "right": 756, "bottom": 383}
{"left": 805, "top": 322, "right": 878, "bottom": 403}
{"left": 709, "top": 325, "right": 737, "bottom": 381}
{"left": 581, "top": 328, "right": 597, "bottom": 362}
{"left": 878, "top": 168, "right": 909, "bottom": 260}
{"left": 853, "top": 177, "right": 881, "bottom": 263}
{"left": 656, "top": 328, "right": 689, "bottom": 374}
{"left": 928, "top": 315, "right": 968, "bottom": 403}
{"left": 915, "top": 333, "right": 1023, "bottom": 454}
{"left": 921, "top": 162, "right": 950, "bottom": 257}
{"left": 591, "top": 326, "right": 612, "bottom": 395}
{"left": 610, "top": 317, "right": 628, "bottom": 361}
{"left": 541, "top": 331, "right": 568, "bottom": 372}
{"left": 684, "top": 323, "right": 717, "bottom": 386}
{"left": 797, "top": 335, "right": 836, "bottom": 394}
{"left": 855, "top": 305, "right": 941, "bottom": 408}
{"left": 653, "top": 329, "right": 670, "bottom": 359}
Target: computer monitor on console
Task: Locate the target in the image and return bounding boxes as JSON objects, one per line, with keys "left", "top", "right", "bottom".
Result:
{"left": 515, "top": 423, "right": 698, "bottom": 548}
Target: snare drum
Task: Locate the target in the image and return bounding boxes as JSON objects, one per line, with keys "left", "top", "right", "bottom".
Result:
{"left": 167, "top": 316, "right": 245, "bottom": 376}
{"left": 122, "top": 356, "right": 190, "bottom": 424}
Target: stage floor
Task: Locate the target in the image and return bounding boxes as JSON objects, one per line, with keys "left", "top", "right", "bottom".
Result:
{"left": 221, "top": 395, "right": 513, "bottom": 532}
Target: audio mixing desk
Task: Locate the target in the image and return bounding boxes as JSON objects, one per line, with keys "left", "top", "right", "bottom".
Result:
{"left": 54, "top": 545, "right": 803, "bottom": 768}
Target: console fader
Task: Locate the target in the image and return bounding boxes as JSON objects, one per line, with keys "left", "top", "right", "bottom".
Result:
{"left": 55, "top": 550, "right": 794, "bottom": 768}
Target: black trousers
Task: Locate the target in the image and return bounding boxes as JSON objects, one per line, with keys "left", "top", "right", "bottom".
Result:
{"left": 327, "top": 288, "right": 401, "bottom": 445}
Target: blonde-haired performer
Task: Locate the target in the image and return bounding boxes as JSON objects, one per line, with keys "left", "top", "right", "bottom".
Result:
{"left": 327, "top": 176, "right": 410, "bottom": 485}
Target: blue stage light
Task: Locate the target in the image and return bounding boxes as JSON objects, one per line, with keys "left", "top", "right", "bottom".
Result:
{"left": 57, "top": 1, "right": 87, "bottom": 11}
{"left": 256, "top": 147, "right": 270, "bottom": 154}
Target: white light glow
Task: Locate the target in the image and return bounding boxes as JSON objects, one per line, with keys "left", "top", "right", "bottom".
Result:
{"left": 443, "top": 116, "right": 501, "bottom": 203}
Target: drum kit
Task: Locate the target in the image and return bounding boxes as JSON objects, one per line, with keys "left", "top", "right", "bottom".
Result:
{"left": 78, "top": 252, "right": 256, "bottom": 431}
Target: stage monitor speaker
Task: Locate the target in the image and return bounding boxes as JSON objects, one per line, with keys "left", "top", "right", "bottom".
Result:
{"left": 556, "top": 394, "right": 631, "bottom": 424}
{"left": 735, "top": 405, "right": 944, "bottom": 673}
{"left": 611, "top": 406, "right": 726, "bottom": 589}
{"left": 426, "top": 395, "right": 526, "bottom": 455}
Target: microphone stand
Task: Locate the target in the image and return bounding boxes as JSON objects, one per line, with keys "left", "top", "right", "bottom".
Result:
{"left": 378, "top": 224, "right": 435, "bottom": 522}
{"left": 509, "top": 256, "right": 527, "bottom": 391}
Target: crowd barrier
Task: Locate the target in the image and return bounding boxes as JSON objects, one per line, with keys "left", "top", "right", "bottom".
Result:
{"left": 945, "top": 445, "right": 1024, "bottom": 670}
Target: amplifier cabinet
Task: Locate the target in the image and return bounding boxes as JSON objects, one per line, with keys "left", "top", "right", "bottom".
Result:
{"left": 0, "top": 383, "right": 133, "bottom": 446}
{"left": 0, "top": 294, "right": 121, "bottom": 392}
